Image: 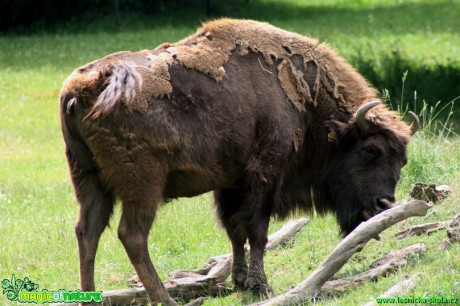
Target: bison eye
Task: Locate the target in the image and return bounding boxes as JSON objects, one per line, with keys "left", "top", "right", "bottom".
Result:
{"left": 362, "top": 146, "right": 378, "bottom": 158}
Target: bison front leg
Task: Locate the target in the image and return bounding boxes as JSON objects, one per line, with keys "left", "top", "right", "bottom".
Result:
{"left": 118, "top": 200, "right": 178, "bottom": 306}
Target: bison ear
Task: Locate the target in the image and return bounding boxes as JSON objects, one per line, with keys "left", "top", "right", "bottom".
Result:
{"left": 325, "top": 120, "right": 349, "bottom": 143}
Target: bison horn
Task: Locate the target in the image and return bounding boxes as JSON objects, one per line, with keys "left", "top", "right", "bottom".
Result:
{"left": 355, "top": 100, "right": 381, "bottom": 132}
{"left": 408, "top": 111, "right": 420, "bottom": 135}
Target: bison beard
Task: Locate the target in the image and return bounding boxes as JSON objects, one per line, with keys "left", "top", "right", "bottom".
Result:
{"left": 60, "top": 19, "right": 417, "bottom": 304}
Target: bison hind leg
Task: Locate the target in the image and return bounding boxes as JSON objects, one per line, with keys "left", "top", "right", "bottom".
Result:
{"left": 117, "top": 185, "right": 178, "bottom": 306}
{"left": 215, "top": 188, "right": 249, "bottom": 291}
{"left": 71, "top": 166, "right": 115, "bottom": 295}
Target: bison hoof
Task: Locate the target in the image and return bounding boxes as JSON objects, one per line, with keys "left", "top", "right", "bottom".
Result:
{"left": 245, "top": 276, "right": 274, "bottom": 298}
{"left": 232, "top": 267, "right": 248, "bottom": 291}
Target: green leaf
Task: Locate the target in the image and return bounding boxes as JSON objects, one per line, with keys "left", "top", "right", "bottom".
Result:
{"left": 11, "top": 275, "right": 15, "bottom": 287}
{"left": 33, "top": 284, "right": 39, "bottom": 290}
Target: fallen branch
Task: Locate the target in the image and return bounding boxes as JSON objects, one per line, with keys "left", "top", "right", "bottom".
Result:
{"left": 321, "top": 243, "right": 426, "bottom": 295}
{"left": 361, "top": 274, "right": 418, "bottom": 306}
{"left": 395, "top": 222, "right": 448, "bottom": 239}
{"left": 252, "top": 199, "right": 432, "bottom": 306}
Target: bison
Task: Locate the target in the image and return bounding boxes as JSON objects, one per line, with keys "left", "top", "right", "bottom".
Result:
{"left": 60, "top": 19, "right": 419, "bottom": 304}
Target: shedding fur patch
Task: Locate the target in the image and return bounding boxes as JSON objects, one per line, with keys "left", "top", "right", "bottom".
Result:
{"left": 277, "top": 59, "right": 311, "bottom": 112}
{"left": 128, "top": 53, "right": 174, "bottom": 113}
{"left": 167, "top": 44, "right": 227, "bottom": 81}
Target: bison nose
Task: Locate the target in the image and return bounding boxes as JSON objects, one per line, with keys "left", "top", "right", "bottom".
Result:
{"left": 375, "top": 196, "right": 395, "bottom": 212}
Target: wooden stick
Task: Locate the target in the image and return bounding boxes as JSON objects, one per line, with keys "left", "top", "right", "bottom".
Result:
{"left": 252, "top": 199, "right": 432, "bottom": 306}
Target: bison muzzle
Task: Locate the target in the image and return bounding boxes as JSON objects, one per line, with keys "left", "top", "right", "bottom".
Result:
{"left": 60, "top": 19, "right": 418, "bottom": 304}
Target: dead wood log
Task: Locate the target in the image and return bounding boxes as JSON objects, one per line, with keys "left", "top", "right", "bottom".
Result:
{"left": 321, "top": 243, "right": 426, "bottom": 295}
{"left": 361, "top": 274, "right": 418, "bottom": 306}
{"left": 252, "top": 199, "right": 432, "bottom": 306}
{"left": 395, "top": 221, "right": 448, "bottom": 239}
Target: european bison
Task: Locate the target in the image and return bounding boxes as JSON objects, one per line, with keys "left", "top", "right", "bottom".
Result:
{"left": 60, "top": 19, "right": 419, "bottom": 304}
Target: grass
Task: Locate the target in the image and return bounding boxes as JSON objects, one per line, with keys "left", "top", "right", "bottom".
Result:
{"left": 0, "top": 0, "right": 459, "bottom": 305}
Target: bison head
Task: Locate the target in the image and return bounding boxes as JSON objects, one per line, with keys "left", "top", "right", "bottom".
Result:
{"left": 323, "top": 101, "right": 419, "bottom": 236}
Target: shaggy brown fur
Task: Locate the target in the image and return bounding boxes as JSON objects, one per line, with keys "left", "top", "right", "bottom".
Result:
{"left": 60, "top": 19, "right": 414, "bottom": 305}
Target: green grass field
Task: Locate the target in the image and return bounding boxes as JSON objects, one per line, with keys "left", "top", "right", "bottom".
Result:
{"left": 1, "top": 0, "right": 459, "bottom": 305}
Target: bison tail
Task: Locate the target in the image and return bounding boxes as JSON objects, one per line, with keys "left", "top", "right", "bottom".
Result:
{"left": 88, "top": 62, "right": 143, "bottom": 119}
